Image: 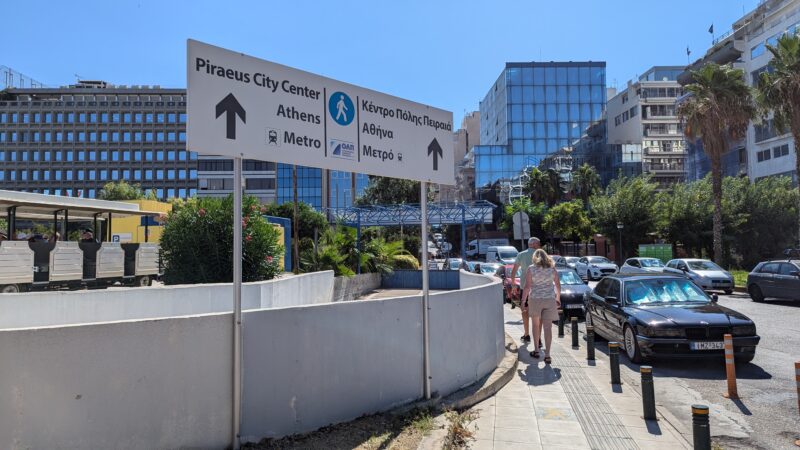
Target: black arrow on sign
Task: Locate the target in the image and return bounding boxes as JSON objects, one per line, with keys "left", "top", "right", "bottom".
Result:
{"left": 428, "top": 138, "right": 443, "bottom": 171}
{"left": 216, "top": 93, "right": 246, "bottom": 140}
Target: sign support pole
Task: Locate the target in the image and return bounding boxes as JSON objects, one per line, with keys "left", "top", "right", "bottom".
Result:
{"left": 421, "top": 181, "right": 431, "bottom": 400}
{"left": 232, "top": 155, "right": 243, "bottom": 449}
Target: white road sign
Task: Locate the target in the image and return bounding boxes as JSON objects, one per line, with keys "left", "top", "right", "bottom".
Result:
{"left": 187, "top": 39, "right": 455, "bottom": 185}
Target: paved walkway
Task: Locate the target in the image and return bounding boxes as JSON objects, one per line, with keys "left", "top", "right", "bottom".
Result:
{"left": 461, "top": 305, "right": 691, "bottom": 449}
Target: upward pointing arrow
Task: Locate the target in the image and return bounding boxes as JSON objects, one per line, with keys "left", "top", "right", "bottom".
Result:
{"left": 215, "top": 93, "right": 246, "bottom": 140}
{"left": 428, "top": 138, "right": 443, "bottom": 171}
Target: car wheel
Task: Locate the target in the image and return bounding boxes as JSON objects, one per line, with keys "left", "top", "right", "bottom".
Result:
{"left": 0, "top": 284, "right": 19, "bottom": 294}
{"left": 724, "top": 289, "right": 733, "bottom": 295}
{"left": 735, "top": 353, "right": 755, "bottom": 364}
{"left": 623, "top": 325, "right": 643, "bottom": 363}
{"left": 748, "top": 284, "right": 764, "bottom": 303}
{"left": 136, "top": 276, "right": 152, "bottom": 287}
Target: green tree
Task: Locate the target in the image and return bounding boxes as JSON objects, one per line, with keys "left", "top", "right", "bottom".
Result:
{"left": 97, "top": 181, "right": 145, "bottom": 201}
{"left": 544, "top": 168, "right": 563, "bottom": 206}
{"left": 571, "top": 163, "right": 601, "bottom": 208}
{"left": 361, "top": 237, "right": 418, "bottom": 274}
{"left": 500, "top": 197, "right": 547, "bottom": 241}
{"left": 677, "top": 63, "right": 755, "bottom": 263}
{"left": 590, "top": 176, "right": 659, "bottom": 259}
{"left": 755, "top": 33, "right": 800, "bottom": 243}
{"left": 655, "top": 178, "right": 712, "bottom": 257}
{"left": 262, "top": 201, "right": 329, "bottom": 242}
{"left": 523, "top": 167, "right": 553, "bottom": 205}
{"left": 160, "top": 196, "right": 283, "bottom": 285}
{"left": 355, "top": 176, "right": 422, "bottom": 205}
{"left": 543, "top": 200, "right": 594, "bottom": 243}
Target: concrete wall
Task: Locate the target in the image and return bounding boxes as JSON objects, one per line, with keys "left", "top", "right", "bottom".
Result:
{"left": 0, "top": 313, "right": 232, "bottom": 449}
{"left": 381, "top": 269, "right": 460, "bottom": 289}
{"left": 331, "top": 273, "right": 381, "bottom": 302}
{"left": 0, "top": 271, "right": 334, "bottom": 329}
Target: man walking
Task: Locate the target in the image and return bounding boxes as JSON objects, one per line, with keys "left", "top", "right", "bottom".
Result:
{"left": 512, "top": 237, "right": 540, "bottom": 343}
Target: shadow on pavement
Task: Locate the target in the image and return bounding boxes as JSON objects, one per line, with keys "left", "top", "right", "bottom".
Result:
{"left": 645, "top": 420, "right": 662, "bottom": 435}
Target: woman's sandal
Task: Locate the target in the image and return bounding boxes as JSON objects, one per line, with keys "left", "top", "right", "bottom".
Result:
{"left": 530, "top": 350, "right": 540, "bottom": 358}
{"left": 544, "top": 356, "right": 552, "bottom": 364}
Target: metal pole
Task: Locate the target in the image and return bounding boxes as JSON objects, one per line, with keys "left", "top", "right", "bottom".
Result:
{"left": 356, "top": 210, "right": 361, "bottom": 275}
{"left": 641, "top": 366, "right": 657, "bottom": 420}
{"left": 557, "top": 309, "right": 565, "bottom": 338}
{"left": 723, "top": 333, "right": 738, "bottom": 399}
{"left": 421, "top": 180, "right": 431, "bottom": 399}
{"left": 586, "top": 325, "right": 595, "bottom": 361}
{"left": 63, "top": 210, "right": 68, "bottom": 241}
{"left": 292, "top": 165, "right": 299, "bottom": 274}
{"left": 460, "top": 206, "right": 466, "bottom": 259}
{"left": 232, "top": 156, "right": 243, "bottom": 449}
{"left": 107, "top": 212, "right": 112, "bottom": 242}
{"left": 692, "top": 405, "right": 711, "bottom": 450}
{"left": 571, "top": 316, "right": 579, "bottom": 348}
{"left": 609, "top": 342, "right": 622, "bottom": 385}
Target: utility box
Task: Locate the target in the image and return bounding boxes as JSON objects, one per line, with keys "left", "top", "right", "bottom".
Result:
{"left": 638, "top": 244, "right": 673, "bottom": 263}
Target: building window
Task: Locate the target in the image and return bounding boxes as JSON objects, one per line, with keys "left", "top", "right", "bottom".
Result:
{"left": 773, "top": 144, "right": 789, "bottom": 158}
{"left": 751, "top": 43, "right": 766, "bottom": 59}
{"left": 756, "top": 149, "right": 772, "bottom": 162}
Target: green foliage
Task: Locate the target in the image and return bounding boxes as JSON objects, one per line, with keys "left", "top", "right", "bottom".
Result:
{"left": 756, "top": 33, "right": 800, "bottom": 137}
{"left": 655, "top": 177, "right": 713, "bottom": 256}
{"left": 590, "top": 175, "right": 658, "bottom": 254}
{"left": 97, "top": 181, "right": 145, "bottom": 201}
{"left": 159, "top": 196, "right": 283, "bottom": 285}
{"left": 361, "top": 237, "right": 417, "bottom": 274}
{"left": 571, "top": 163, "right": 601, "bottom": 207}
{"left": 500, "top": 198, "right": 547, "bottom": 240}
{"left": 543, "top": 200, "right": 594, "bottom": 242}
{"left": 523, "top": 167, "right": 562, "bottom": 206}
{"left": 300, "top": 226, "right": 416, "bottom": 275}
{"left": 262, "top": 201, "right": 329, "bottom": 241}
{"left": 0, "top": 218, "right": 7, "bottom": 234}
{"left": 355, "top": 176, "right": 422, "bottom": 205}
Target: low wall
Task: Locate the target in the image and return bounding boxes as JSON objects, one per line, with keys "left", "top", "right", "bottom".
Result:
{"left": 332, "top": 273, "right": 381, "bottom": 302}
{"left": 381, "top": 269, "right": 460, "bottom": 290}
{"left": 0, "top": 271, "right": 334, "bottom": 329}
{"left": 0, "top": 313, "right": 232, "bottom": 449}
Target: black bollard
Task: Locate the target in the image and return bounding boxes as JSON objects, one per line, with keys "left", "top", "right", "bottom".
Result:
{"left": 557, "top": 309, "right": 565, "bottom": 338}
{"left": 571, "top": 316, "right": 579, "bottom": 348}
{"left": 692, "top": 404, "right": 711, "bottom": 450}
{"left": 609, "top": 342, "right": 621, "bottom": 385}
{"left": 586, "top": 325, "right": 595, "bottom": 361}
{"left": 641, "top": 366, "right": 656, "bottom": 420}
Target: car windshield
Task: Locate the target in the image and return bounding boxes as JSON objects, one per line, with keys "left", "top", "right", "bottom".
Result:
{"left": 505, "top": 267, "right": 521, "bottom": 277}
{"left": 559, "top": 271, "right": 584, "bottom": 285}
{"left": 687, "top": 260, "right": 722, "bottom": 271}
{"left": 588, "top": 257, "right": 611, "bottom": 264}
{"left": 640, "top": 259, "right": 664, "bottom": 268}
{"left": 448, "top": 260, "right": 462, "bottom": 269}
{"left": 625, "top": 279, "right": 710, "bottom": 305}
{"left": 480, "top": 264, "right": 498, "bottom": 274}
{"left": 499, "top": 251, "right": 518, "bottom": 259}
{"left": 566, "top": 257, "right": 579, "bottom": 263}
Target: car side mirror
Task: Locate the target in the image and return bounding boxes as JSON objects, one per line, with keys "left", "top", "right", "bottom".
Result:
{"left": 605, "top": 296, "right": 618, "bottom": 304}
{"left": 711, "top": 293, "right": 719, "bottom": 303}
{"left": 790, "top": 271, "right": 800, "bottom": 278}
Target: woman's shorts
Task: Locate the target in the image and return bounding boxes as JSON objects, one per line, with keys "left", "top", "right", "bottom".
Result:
{"left": 528, "top": 298, "right": 558, "bottom": 323}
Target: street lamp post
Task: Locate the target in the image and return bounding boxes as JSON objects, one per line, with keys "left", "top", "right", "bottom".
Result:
{"left": 617, "top": 222, "right": 624, "bottom": 265}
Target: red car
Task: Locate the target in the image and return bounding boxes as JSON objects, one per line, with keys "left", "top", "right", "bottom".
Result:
{"left": 496, "top": 264, "right": 522, "bottom": 306}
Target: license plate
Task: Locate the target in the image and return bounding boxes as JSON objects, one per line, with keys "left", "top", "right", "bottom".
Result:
{"left": 564, "top": 304, "right": 583, "bottom": 309}
{"left": 690, "top": 341, "right": 724, "bottom": 350}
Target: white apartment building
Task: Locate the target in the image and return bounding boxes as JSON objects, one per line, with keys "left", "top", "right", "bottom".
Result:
{"left": 607, "top": 67, "right": 686, "bottom": 187}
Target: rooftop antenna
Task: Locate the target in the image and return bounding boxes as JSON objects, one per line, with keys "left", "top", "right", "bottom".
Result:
{"left": 74, "top": 74, "right": 82, "bottom": 82}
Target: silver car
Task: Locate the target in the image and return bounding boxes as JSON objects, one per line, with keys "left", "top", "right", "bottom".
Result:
{"left": 619, "top": 257, "right": 666, "bottom": 274}
{"left": 575, "top": 256, "right": 619, "bottom": 281}
{"left": 664, "top": 259, "right": 734, "bottom": 294}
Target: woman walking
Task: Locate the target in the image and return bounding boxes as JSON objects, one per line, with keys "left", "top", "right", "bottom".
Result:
{"left": 521, "top": 249, "right": 561, "bottom": 364}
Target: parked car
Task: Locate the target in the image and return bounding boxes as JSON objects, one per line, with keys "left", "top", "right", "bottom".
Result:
{"left": 664, "top": 259, "right": 734, "bottom": 294}
{"left": 558, "top": 268, "right": 591, "bottom": 318}
{"left": 575, "top": 256, "right": 618, "bottom": 281}
{"left": 585, "top": 274, "right": 760, "bottom": 363}
{"left": 552, "top": 255, "right": 567, "bottom": 267}
{"left": 498, "top": 264, "right": 521, "bottom": 305}
{"left": 444, "top": 257, "right": 463, "bottom": 271}
{"left": 619, "top": 257, "right": 666, "bottom": 274}
{"left": 477, "top": 262, "right": 503, "bottom": 275}
{"left": 564, "top": 257, "right": 580, "bottom": 269}
{"left": 746, "top": 258, "right": 800, "bottom": 302}
{"left": 486, "top": 245, "right": 519, "bottom": 265}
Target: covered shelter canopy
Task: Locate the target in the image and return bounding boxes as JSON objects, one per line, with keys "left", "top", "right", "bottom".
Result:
{"left": 324, "top": 201, "right": 497, "bottom": 258}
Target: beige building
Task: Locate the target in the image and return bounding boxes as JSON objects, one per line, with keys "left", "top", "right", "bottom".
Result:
{"left": 436, "top": 111, "right": 479, "bottom": 202}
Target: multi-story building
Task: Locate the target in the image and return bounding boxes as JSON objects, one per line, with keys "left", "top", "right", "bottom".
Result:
{"left": 0, "top": 81, "right": 197, "bottom": 199}
{"left": 437, "top": 111, "right": 479, "bottom": 202}
{"left": 474, "top": 61, "right": 607, "bottom": 199}
{"left": 680, "top": 0, "right": 799, "bottom": 184}
{"left": 607, "top": 67, "right": 687, "bottom": 188}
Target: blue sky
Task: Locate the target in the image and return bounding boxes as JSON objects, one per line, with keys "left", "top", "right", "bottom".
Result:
{"left": 3, "top": 0, "right": 758, "bottom": 123}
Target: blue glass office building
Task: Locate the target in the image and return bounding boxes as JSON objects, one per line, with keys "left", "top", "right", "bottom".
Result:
{"left": 474, "top": 62, "right": 606, "bottom": 197}
{"left": 276, "top": 165, "right": 369, "bottom": 210}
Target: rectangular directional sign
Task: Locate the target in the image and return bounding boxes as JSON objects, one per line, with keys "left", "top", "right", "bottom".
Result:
{"left": 187, "top": 39, "right": 455, "bottom": 185}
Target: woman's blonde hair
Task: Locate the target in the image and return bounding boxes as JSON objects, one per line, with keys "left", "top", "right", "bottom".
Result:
{"left": 532, "top": 249, "right": 554, "bottom": 268}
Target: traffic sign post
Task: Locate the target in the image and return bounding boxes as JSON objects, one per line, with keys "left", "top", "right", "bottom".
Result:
{"left": 512, "top": 211, "right": 530, "bottom": 249}
{"left": 186, "top": 39, "right": 454, "bottom": 448}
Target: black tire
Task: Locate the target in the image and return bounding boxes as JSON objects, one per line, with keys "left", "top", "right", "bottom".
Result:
{"left": 724, "top": 289, "right": 733, "bottom": 295}
{"left": 0, "top": 284, "right": 20, "bottom": 294}
{"left": 748, "top": 284, "right": 764, "bottom": 303}
{"left": 735, "top": 353, "right": 755, "bottom": 364}
{"left": 136, "top": 276, "right": 152, "bottom": 287}
{"left": 623, "top": 325, "right": 643, "bottom": 363}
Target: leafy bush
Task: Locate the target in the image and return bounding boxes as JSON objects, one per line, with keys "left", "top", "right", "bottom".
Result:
{"left": 160, "top": 196, "right": 282, "bottom": 285}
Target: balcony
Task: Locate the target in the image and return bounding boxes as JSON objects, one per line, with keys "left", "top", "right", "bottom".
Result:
{"left": 644, "top": 163, "right": 685, "bottom": 173}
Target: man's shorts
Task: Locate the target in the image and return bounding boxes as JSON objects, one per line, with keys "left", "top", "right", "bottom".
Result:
{"left": 527, "top": 298, "right": 558, "bottom": 323}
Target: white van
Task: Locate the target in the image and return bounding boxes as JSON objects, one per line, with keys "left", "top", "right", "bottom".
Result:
{"left": 486, "top": 246, "right": 519, "bottom": 265}
{"left": 466, "top": 238, "right": 509, "bottom": 258}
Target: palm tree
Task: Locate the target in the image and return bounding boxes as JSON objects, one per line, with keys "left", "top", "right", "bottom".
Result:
{"left": 545, "top": 168, "right": 563, "bottom": 206}
{"left": 571, "top": 163, "right": 601, "bottom": 208}
{"left": 755, "top": 33, "right": 800, "bottom": 244}
{"left": 678, "top": 63, "right": 755, "bottom": 263}
{"left": 523, "top": 167, "right": 552, "bottom": 204}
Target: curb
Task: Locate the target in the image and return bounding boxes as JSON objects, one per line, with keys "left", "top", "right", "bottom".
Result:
{"left": 395, "top": 331, "right": 519, "bottom": 416}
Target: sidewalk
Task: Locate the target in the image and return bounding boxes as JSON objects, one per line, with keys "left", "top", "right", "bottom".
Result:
{"left": 459, "top": 305, "right": 691, "bottom": 449}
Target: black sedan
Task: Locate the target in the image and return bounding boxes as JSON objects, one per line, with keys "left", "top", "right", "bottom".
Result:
{"left": 585, "top": 274, "right": 759, "bottom": 364}
{"left": 558, "top": 268, "right": 590, "bottom": 318}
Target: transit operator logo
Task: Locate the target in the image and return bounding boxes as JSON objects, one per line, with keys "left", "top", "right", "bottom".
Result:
{"left": 328, "top": 91, "right": 354, "bottom": 126}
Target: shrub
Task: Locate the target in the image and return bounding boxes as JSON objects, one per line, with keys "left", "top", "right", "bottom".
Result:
{"left": 160, "top": 196, "right": 283, "bottom": 285}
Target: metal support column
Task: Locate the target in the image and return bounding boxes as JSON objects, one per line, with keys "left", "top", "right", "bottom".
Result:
{"left": 107, "top": 212, "right": 113, "bottom": 242}
{"left": 292, "top": 165, "right": 299, "bottom": 274}
{"left": 93, "top": 214, "right": 100, "bottom": 242}
{"left": 63, "top": 210, "right": 68, "bottom": 241}
{"left": 421, "top": 181, "right": 431, "bottom": 399}
{"left": 53, "top": 210, "right": 60, "bottom": 239}
{"left": 7, "top": 206, "right": 16, "bottom": 239}
{"left": 232, "top": 156, "right": 243, "bottom": 450}
{"left": 356, "top": 210, "right": 362, "bottom": 275}
{"left": 460, "top": 205, "right": 467, "bottom": 259}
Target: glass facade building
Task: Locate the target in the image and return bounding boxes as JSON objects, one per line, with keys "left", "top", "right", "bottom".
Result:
{"left": 329, "top": 170, "right": 369, "bottom": 209}
{"left": 474, "top": 62, "right": 607, "bottom": 197}
{"left": 276, "top": 164, "right": 323, "bottom": 209}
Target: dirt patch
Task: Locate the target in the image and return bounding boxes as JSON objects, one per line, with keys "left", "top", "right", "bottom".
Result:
{"left": 245, "top": 409, "right": 435, "bottom": 450}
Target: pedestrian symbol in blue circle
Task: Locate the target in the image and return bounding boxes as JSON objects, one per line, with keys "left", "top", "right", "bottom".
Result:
{"left": 329, "top": 91, "right": 354, "bottom": 126}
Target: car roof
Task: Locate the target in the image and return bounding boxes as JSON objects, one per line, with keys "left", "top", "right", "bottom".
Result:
{"left": 556, "top": 267, "right": 579, "bottom": 273}
{"left": 603, "top": 273, "right": 686, "bottom": 281}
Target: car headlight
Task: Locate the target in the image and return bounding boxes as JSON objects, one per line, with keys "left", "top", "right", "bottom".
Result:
{"left": 732, "top": 325, "right": 756, "bottom": 336}
{"left": 639, "top": 326, "right": 683, "bottom": 338}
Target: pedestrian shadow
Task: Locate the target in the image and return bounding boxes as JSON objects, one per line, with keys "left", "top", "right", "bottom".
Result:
{"left": 515, "top": 350, "right": 562, "bottom": 387}
{"left": 731, "top": 398, "right": 753, "bottom": 416}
